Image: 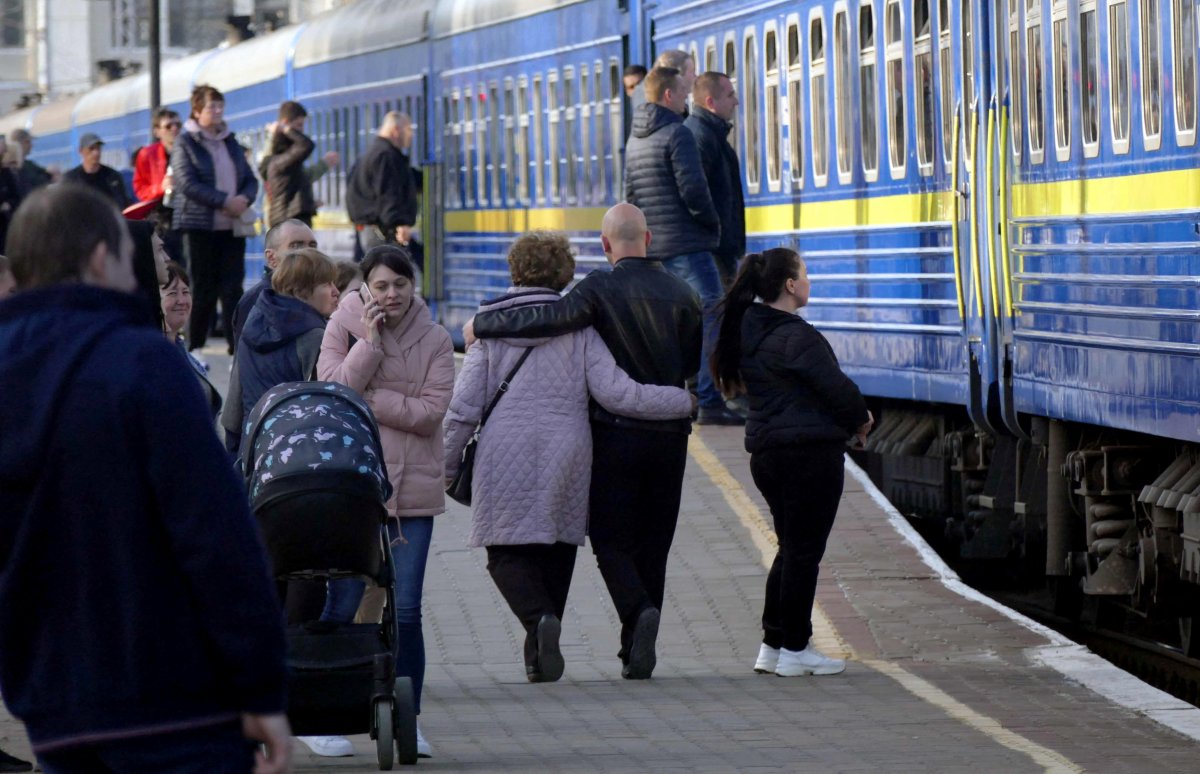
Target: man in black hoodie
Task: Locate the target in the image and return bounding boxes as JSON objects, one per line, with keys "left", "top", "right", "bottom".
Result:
{"left": 0, "top": 185, "right": 291, "bottom": 772}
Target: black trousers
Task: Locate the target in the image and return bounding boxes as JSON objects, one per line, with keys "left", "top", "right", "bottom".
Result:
{"left": 182, "top": 229, "right": 245, "bottom": 351}
{"left": 749, "top": 442, "right": 845, "bottom": 652}
{"left": 588, "top": 423, "right": 689, "bottom": 661}
{"left": 486, "top": 543, "right": 577, "bottom": 666}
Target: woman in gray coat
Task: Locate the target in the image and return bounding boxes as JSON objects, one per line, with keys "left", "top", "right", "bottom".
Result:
{"left": 444, "top": 231, "right": 695, "bottom": 683}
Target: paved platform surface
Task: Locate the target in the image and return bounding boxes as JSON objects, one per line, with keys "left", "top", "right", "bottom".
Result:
{"left": 3, "top": 346, "right": 1198, "bottom": 771}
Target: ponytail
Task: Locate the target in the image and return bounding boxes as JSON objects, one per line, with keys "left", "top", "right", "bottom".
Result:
{"left": 709, "top": 248, "right": 803, "bottom": 399}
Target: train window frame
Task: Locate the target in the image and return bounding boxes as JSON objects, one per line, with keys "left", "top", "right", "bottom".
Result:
{"left": 765, "top": 21, "right": 783, "bottom": 192}
{"left": 786, "top": 14, "right": 805, "bottom": 188}
{"left": 489, "top": 81, "right": 502, "bottom": 206}
{"left": 809, "top": 8, "right": 830, "bottom": 187}
{"left": 532, "top": 73, "right": 545, "bottom": 205}
{"left": 913, "top": 0, "right": 936, "bottom": 176}
{"left": 1108, "top": 1, "right": 1132, "bottom": 154}
{"left": 1026, "top": 0, "right": 1046, "bottom": 163}
{"left": 475, "top": 85, "right": 487, "bottom": 206}
{"left": 961, "top": 2, "right": 977, "bottom": 164}
{"left": 1079, "top": 0, "right": 1101, "bottom": 158}
{"left": 1008, "top": 0, "right": 1024, "bottom": 161}
{"left": 566, "top": 66, "right": 581, "bottom": 205}
{"left": 503, "top": 78, "right": 516, "bottom": 206}
{"left": 462, "top": 90, "right": 476, "bottom": 205}
{"left": 608, "top": 58, "right": 623, "bottom": 198}
{"left": 705, "top": 37, "right": 718, "bottom": 71}
{"left": 443, "top": 95, "right": 457, "bottom": 208}
{"left": 833, "top": 5, "right": 854, "bottom": 183}
{"left": 884, "top": 0, "right": 907, "bottom": 179}
{"left": 1140, "top": 0, "right": 1163, "bottom": 151}
{"left": 580, "top": 64, "right": 592, "bottom": 204}
{"left": 938, "top": 0, "right": 953, "bottom": 169}
{"left": 547, "top": 70, "right": 561, "bottom": 204}
{"left": 1171, "top": 0, "right": 1197, "bottom": 145}
{"left": 724, "top": 31, "right": 740, "bottom": 154}
{"left": 743, "top": 27, "right": 762, "bottom": 192}
{"left": 859, "top": 1, "right": 879, "bottom": 181}
{"left": 516, "top": 77, "right": 531, "bottom": 205}
{"left": 592, "top": 60, "right": 606, "bottom": 202}
{"left": 1051, "top": 0, "right": 1072, "bottom": 162}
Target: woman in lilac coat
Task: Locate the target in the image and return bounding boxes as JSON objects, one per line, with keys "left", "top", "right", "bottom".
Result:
{"left": 444, "top": 231, "right": 695, "bottom": 683}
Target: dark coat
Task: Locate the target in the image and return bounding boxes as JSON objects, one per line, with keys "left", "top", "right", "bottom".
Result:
{"left": 16, "top": 159, "right": 51, "bottom": 194}
{"left": 261, "top": 128, "right": 322, "bottom": 227}
{"left": 685, "top": 106, "right": 746, "bottom": 261}
{"left": 231, "top": 271, "right": 270, "bottom": 348}
{"left": 222, "top": 289, "right": 326, "bottom": 454}
{"left": 0, "top": 285, "right": 286, "bottom": 754}
{"left": 169, "top": 124, "right": 259, "bottom": 232}
{"left": 740, "top": 304, "right": 869, "bottom": 453}
{"left": 62, "top": 164, "right": 132, "bottom": 209}
{"left": 623, "top": 103, "right": 719, "bottom": 261}
{"left": 346, "top": 137, "right": 417, "bottom": 232}
{"left": 473, "top": 258, "right": 702, "bottom": 434}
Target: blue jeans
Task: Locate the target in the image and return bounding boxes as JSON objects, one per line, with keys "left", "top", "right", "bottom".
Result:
{"left": 664, "top": 251, "right": 723, "bottom": 409}
{"left": 323, "top": 516, "right": 434, "bottom": 714}
{"left": 38, "top": 720, "right": 254, "bottom": 773}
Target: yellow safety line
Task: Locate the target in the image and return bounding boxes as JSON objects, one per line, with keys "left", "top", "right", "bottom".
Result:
{"left": 687, "top": 434, "right": 1082, "bottom": 774}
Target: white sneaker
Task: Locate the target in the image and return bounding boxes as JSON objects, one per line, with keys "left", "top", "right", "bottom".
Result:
{"left": 416, "top": 723, "right": 433, "bottom": 758}
{"left": 297, "top": 735, "right": 354, "bottom": 757}
{"left": 754, "top": 644, "right": 780, "bottom": 674}
{"left": 775, "top": 644, "right": 846, "bottom": 676}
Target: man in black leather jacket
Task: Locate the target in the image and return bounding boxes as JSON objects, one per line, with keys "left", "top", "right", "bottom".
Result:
{"left": 467, "top": 204, "right": 701, "bottom": 679}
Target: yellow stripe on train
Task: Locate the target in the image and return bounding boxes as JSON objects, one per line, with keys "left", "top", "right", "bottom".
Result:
{"left": 1009, "top": 167, "right": 1200, "bottom": 219}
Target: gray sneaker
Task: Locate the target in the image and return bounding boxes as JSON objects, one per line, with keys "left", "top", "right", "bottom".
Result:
{"left": 775, "top": 644, "right": 846, "bottom": 676}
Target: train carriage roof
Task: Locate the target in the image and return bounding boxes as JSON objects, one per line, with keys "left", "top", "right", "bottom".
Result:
{"left": 292, "top": 0, "right": 432, "bottom": 69}
{"left": 29, "top": 94, "right": 82, "bottom": 138}
{"left": 193, "top": 29, "right": 296, "bottom": 95}
{"left": 431, "top": 0, "right": 585, "bottom": 37}
{"left": 0, "top": 106, "right": 34, "bottom": 137}
{"left": 73, "top": 50, "right": 215, "bottom": 127}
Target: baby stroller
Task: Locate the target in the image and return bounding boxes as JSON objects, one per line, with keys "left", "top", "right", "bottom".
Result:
{"left": 241, "top": 381, "right": 418, "bottom": 768}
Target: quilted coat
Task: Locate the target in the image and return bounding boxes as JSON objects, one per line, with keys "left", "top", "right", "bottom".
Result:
{"left": 318, "top": 291, "right": 455, "bottom": 518}
{"left": 444, "top": 289, "right": 695, "bottom": 548}
{"left": 169, "top": 119, "right": 258, "bottom": 233}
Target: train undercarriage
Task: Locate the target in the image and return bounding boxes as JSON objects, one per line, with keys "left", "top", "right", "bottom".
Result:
{"left": 855, "top": 404, "right": 1200, "bottom": 655}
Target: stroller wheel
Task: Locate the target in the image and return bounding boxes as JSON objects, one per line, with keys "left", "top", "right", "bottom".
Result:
{"left": 374, "top": 699, "right": 394, "bottom": 770}
{"left": 393, "top": 676, "right": 418, "bottom": 765}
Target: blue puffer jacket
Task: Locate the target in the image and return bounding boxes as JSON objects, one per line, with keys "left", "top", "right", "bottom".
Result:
{"left": 222, "top": 289, "right": 327, "bottom": 455}
{"left": 170, "top": 120, "right": 258, "bottom": 232}
{"left": 623, "top": 102, "right": 720, "bottom": 261}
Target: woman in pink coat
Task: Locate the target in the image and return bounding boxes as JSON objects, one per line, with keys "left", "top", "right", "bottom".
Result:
{"left": 317, "top": 244, "right": 453, "bottom": 758}
{"left": 444, "top": 231, "right": 695, "bottom": 683}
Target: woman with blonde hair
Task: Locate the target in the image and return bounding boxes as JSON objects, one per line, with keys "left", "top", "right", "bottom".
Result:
{"left": 444, "top": 231, "right": 695, "bottom": 683}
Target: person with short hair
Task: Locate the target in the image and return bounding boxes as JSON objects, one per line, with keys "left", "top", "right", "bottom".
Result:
{"left": 221, "top": 247, "right": 340, "bottom": 456}
{"left": 445, "top": 230, "right": 694, "bottom": 683}
{"left": 346, "top": 112, "right": 419, "bottom": 255}
{"left": 687, "top": 71, "right": 746, "bottom": 286}
{"left": 230, "top": 218, "right": 317, "bottom": 347}
{"left": 160, "top": 260, "right": 222, "bottom": 419}
{"left": 133, "top": 107, "right": 182, "bottom": 203}
{"left": 334, "top": 260, "right": 362, "bottom": 297}
{"left": 8, "top": 129, "right": 50, "bottom": 193}
{"left": 170, "top": 84, "right": 259, "bottom": 353}
{"left": 623, "top": 64, "right": 647, "bottom": 96}
{"left": 629, "top": 49, "right": 697, "bottom": 114}
{"left": 62, "top": 133, "right": 132, "bottom": 209}
{"left": 710, "top": 248, "right": 873, "bottom": 677}
{"left": 0, "top": 183, "right": 291, "bottom": 773}
{"left": 260, "top": 100, "right": 339, "bottom": 228}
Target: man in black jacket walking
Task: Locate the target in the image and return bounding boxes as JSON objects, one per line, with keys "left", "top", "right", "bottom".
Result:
{"left": 686, "top": 72, "right": 746, "bottom": 287}
{"left": 346, "top": 111, "right": 419, "bottom": 259}
{"left": 465, "top": 204, "right": 701, "bottom": 680}
{"left": 624, "top": 67, "right": 742, "bottom": 426}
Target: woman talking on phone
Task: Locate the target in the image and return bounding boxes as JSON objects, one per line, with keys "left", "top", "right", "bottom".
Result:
{"left": 710, "top": 248, "right": 872, "bottom": 678}
{"left": 317, "top": 244, "right": 454, "bottom": 759}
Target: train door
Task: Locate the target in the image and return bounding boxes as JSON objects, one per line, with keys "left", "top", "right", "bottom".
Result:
{"left": 418, "top": 73, "right": 446, "bottom": 306}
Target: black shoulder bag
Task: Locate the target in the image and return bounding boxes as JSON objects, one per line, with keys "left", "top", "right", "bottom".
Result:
{"left": 446, "top": 348, "right": 533, "bottom": 506}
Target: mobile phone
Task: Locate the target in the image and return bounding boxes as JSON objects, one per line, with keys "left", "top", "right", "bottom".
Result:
{"left": 359, "top": 284, "right": 374, "bottom": 305}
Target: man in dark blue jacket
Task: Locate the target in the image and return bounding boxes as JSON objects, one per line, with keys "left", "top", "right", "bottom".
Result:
{"left": 685, "top": 72, "right": 746, "bottom": 287}
{"left": 0, "top": 185, "right": 291, "bottom": 773}
{"left": 624, "top": 67, "right": 742, "bottom": 426}
{"left": 230, "top": 218, "right": 317, "bottom": 349}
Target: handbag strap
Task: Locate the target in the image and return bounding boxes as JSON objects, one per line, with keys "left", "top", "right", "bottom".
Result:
{"left": 477, "top": 347, "right": 533, "bottom": 429}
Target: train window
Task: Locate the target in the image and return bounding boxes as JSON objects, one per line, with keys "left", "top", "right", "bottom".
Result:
{"left": 489, "top": 83, "right": 501, "bottom": 205}
{"left": 462, "top": 92, "right": 476, "bottom": 205}
{"left": 810, "top": 12, "right": 829, "bottom": 186}
{"left": 744, "top": 30, "right": 761, "bottom": 190}
{"left": 443, "top": 96, "right": 457, "bottom": 207}
{"left": 563, "top": 67, "right": 578, "bottom": 204}
{"left": 1140, "top": 0, "right": 1162, "bottom": 150}
{"left": 786, "top": 16, "right": 804, "bottom": 187}
{"left": 1052, "top": 0, "right": 1071, "bottom": 160}
{"left": 516, "top": 79, "right": 530, "bottom": 205}
{"left": 913, "top": 0, "right": 935, "bottom": 174}
{"left": 884, "top": 0, "right": 907, "bottom": 178}
{"left": 1080, "top": 1, "right": 1100, "bottom": 157}
{"left": 860, "top": 3, "right": 879, "bottom": 179}
{"left": 705, "top": 38, "right": 717, "bottom": 71}
{"left": 1026, "top": 3, "right": 1045, "bottom": 162}
{"left": 503, "top": 81, "right": 516, "bottom": 205}
{"left": 765, "top": 24, "right": 783, "bottom": 190}
{"left": 938, "top": 0, "right": 952, "bottom": 167}
{"left": 1173, "top": 0, "right": 1197, "bottom": 144}
{"left": 1109, "top": 1, "right": 1131, "bottom": 153}
{"left": 962, "top": 3, "right": 976, "bottom": 162}
{"left": 834, "top": 10, "right": 854, "bottom": 182}
{"left": 724, "top": 33, "right": 740, "bottom": 153}
{"left": 580, "top": 66, "right": 592, "bottom": 203}
{"left": 547, "top": 71, "right": 561, "bottom": 203}
{"left": 608, "top": 59, "right": 623, "bottom": 197}
{"left": 1008, "top": 0, "right": 1024, "bottom": 160}
{"left": 593, "top": 61, "right": 607, "bottom": 200}
{"left": 532, "top": 74, "right": 545, "bottom": 204}
{"left": 475, "top": 86, "right": 487, "bottom": 205}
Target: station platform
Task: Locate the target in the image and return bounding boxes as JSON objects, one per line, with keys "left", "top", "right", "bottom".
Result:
{"left": 4, "top": 415, "right": 1200, "bottom": 771}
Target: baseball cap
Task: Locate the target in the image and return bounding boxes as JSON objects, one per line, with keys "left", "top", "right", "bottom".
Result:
{"left": 78, "top": 132, "right": 104, "bottom": 150}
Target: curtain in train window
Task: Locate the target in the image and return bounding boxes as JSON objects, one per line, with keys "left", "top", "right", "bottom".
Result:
{"left": 1052, "top": 2, "right": 1072, "bottom": 158}
{"left": 443, "top": 96, "right": 457, "bottom": 207}
{"left": 1080, "top": 2, "right": 1100, "bottom": 154}
{"left": 938, "top": 0, "right": 953, "bottom": 166}
{"left": 504, "top": 83, "right": 516, "bottom": 205}
{"left": 765, "top": 27, "right": 782, "bottom": 189}
{"left": 1009, "top": 1, "right": 1024, "bottom": 159}
{"left": 724, "top": 36, "right": 739, "bottom": 151}
{"left": 744, "top": 32, "right": 761, "bottom": 188}
{"left": 462, "top": 93, "right": 476, "bottom": 204}
{"left": 580, "top": 67, "right": 592, "bottom": 202}
{"left": 532, "top": 75, "right": 544, "bottom": 204}
{"left": 860, "top": 4, "right": 879, "bottom": 178}
{"left": 475, "top": 87, "right": 487, "bottom": 204}
{"left": 547, "top": 73, "right": 561, "bottom": 203}
{"left": 489, "top": 84, "right": 501, "bottom": 205}
{"left": 1173, "top": 0, "right": 1197, "bottom": 142}
{"left": 592, "top": 62, "right": 607, "bottom": 199}
{"left": 705, "top": 40, "right": 717, "bottom": 72}
{"left": 563, "top": 69, "right": 577, "bottom": 203}
{"left": 1026, "top": 5, "right": 1045, "bottom": 161}
{"left": 913, "top": 0, "right": 935, "bottom": 173}
{"left": 810, "top": 14, "right": 829, "bottom": 185}
{"left": 787, "top": 20, "right": 804, "bottom": 186}
{"left": 608, "top": 60, "right": 623, "bottom": 197}
{"left": 884, "top": 0, "right": 906, "bottom": 176}
{"left": 834, "top": 10, "right": 854, "bottom": 179}
{"left": 962, "top": 2, "right": 976, "bottom": 161}
{"left": 515, "top": 81, "right": 530, "bottom": 204}
{"left": 1140, "top": 0, "right": 1162, "bottom": 147}
{"left": 1108, "top": 1, "right": 1131, "bottom": 151}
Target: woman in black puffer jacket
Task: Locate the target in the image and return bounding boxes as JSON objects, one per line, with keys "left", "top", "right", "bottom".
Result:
{"left": 711, "top": 248, "right": 873, "bottom": 678}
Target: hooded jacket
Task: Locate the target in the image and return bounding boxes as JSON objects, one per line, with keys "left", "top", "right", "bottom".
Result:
{"left": 170, "top": 118, "right": 258, "bottom": 232}
{"left": 0, "top": 285, "right": 286, "bottom": 754}
{"left": 740, "top": 304, "right": 870, "bottom": 453}
{"left": 623, "top": 102, "right": 719, "bottom": 260}
{"left": 222, "top": 289, "right": 327, "bottom": 454}
{"left": 444, "top": 288, "right": 694, "bottom": 547}
{"left": 685, "top": 105, "right": 746, "bottom": 261}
